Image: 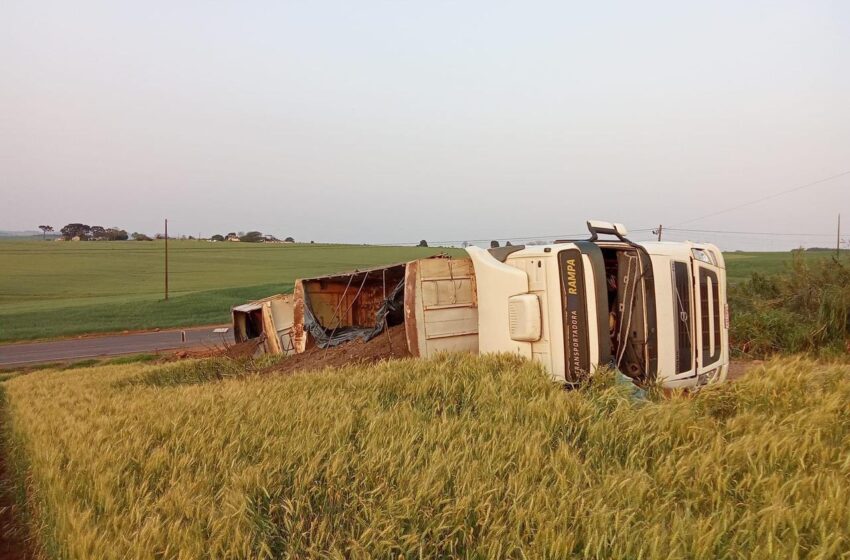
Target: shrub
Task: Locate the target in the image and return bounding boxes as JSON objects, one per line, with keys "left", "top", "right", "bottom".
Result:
{"left": 240, "top": 231, "right": 264, "bottom": 243}
{"left": 730, "top": 252, "right": 850, "bottom": 357}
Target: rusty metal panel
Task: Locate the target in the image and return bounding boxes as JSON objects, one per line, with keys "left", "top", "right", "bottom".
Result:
{"left": 293, "top": 281, "right": 307, "bottom": 353}
{"left": 304, "top": 282, "right": 387, "bottom": 329}
{"left": 404, "top": 260, "right": 421, "bottom": 357}
{"left": 261, "top": 302, "right": 281, "bottom": 354}
{"left": 308, "top": 291, "right": 348, "bottom": 328}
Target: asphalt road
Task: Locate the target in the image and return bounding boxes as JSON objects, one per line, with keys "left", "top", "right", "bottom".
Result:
{"left": 0, "top": 326, "right": 231, "bottom": 368}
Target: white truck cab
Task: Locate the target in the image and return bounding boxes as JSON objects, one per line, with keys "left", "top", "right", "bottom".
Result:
{"left": 468, "top": 221, "right": 729, "bottom": 389}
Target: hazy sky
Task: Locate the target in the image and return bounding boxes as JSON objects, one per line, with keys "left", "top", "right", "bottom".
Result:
{"left": 2, "top": 0, "right": 848, "bottom": 249}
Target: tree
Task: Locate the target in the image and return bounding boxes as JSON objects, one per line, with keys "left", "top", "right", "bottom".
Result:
{"left": 240, "top": 231, "right": 264, "bottom": 243}
{"left": 211, "top": 234, "right": 225, "bottom": 242}
{"left": 38, "top": 225, "right": 54, "bottom": 240}
{"left": 490, "top": 240, "right": 500, "bottom": 248}
{"left": 505, "top": 241, "right": 513, "bottom": 247}
{"left": 131, "top": 232, "right": 153, "bottom": 241}
{"left": 284, "top": 236, "right": 295, "bottom": 243}
{"left": 461, "top": 241, "right": 469, "bottom": 248}
{"left": 418, "top": 240, "right": 428, "bottom": 247}
{"left": 60, "top": 223, "right": 91, "bottom": 241}
{"left": 105, "top": 228, "right": 128, "bottom": 241}
{"left": 90, "top": 226, "right": 106, "bottom": 240}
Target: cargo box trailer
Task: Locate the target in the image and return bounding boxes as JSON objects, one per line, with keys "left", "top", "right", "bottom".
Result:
{"left": 232, "top": 221, "right": 728, "bottom": 389}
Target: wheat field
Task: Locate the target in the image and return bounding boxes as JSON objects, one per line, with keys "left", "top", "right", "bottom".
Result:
{"left": 2, "top": 354, "right": 849, "bottom": 559}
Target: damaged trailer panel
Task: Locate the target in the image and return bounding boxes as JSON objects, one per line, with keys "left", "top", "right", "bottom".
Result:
{"left": 292, "top": 262, "right": 408, "bottom": 353}
{"left": 233, "top": 257, "right": 478, "bottom": 359}
{"left": 232, "top": 294, "right": 296, "bottom": 355}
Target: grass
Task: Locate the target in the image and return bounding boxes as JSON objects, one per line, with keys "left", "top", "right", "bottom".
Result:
{"left": 723, "top": 250, "right": 844, "bottom": 284}
{"left": 2, "top": 353, "right": 849, "bottom": 558}
{"left": 729, "top": 252, "right": 850, "bottom": 358}
{"left": 0, "top": 240, "right": 457, "bottom": 342}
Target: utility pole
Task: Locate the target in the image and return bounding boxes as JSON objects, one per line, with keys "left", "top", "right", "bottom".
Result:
{"left": 838, "top": 214, "right": 841, "bottom": 259}
{"left": 165, "top": 219, "right": 169, "bottom": 300}
{"left": 656, "top": 224, "right": 663, "bottom": 242}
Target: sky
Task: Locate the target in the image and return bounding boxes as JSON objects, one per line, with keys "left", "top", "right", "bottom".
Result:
{"left": 1, "top": 0, "right": 849, "bottom": 250}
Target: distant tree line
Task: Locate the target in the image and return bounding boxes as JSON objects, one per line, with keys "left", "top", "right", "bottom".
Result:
{"left": 45, "top": 223, "right": 297, "bottom": 243}
{"left": 210, "top": 231, "right": 296, "bottom": 243}
{"left": 58, "top": 223, "right": 128, "bottom": 241}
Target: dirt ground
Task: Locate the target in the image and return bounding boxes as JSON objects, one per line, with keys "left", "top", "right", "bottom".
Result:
{"left": 265, "top": 325, "right": 411, "bottom": 376}
{"left": 172, "top": 338, "right": 265, "bottom": 361}
{"left": 0, "top": 441, "right": 30, "bottom": 560}
{"left": 727, "top": 360, "right": 760, "bottom": 382}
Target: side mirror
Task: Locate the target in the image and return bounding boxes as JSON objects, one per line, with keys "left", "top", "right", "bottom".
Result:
{"left": 508, "top": 294, "right": 542, "bottom": 342}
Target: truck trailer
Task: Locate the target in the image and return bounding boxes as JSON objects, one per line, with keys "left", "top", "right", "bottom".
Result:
{"left": 232, "top": 221, "right": 728, "bottom": 389}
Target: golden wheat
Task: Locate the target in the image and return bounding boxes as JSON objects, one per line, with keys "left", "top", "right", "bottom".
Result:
{"left": 2, "top": 354, "right": 849, "bottom": 559}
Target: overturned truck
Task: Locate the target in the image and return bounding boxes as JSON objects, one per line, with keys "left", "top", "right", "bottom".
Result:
{"left": 233, "top": 221, "right": 729, "bottom": 389}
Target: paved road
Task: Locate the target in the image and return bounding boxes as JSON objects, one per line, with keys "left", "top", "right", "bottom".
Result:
{"left": 0, "top": 326, "right": 231, "bottom": 368}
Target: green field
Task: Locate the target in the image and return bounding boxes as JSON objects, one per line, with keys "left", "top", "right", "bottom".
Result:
{"left": 723, "top": 250, "right": 843, "bottom": 283}
{"left": 0, "top": 240, "right": 457, "bottom": 342}
{"left": 0, "top": 239, "right": 843, "bottom": 343}
{"left": 2, "top": 354, "right": 848, "bottom": 558}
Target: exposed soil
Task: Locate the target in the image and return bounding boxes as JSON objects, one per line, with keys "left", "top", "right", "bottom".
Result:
{"left": 0, "top": 438, "right": 30, "bottom": 560}
{"left": 727, "top": 360, "right": 761, "bottom": 382}
{"left": 266, "top": 325, "right": 411, "bottom": 376}
{"left": 171, "top": 339, "right": 263, "bottom": 361}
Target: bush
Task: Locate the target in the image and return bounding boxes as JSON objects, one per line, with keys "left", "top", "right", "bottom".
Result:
{"left": 730, "top": 252, "right": 850, "bottom": 357}
{"left": 240, "top": 231, "right": 264, "bottom": 243}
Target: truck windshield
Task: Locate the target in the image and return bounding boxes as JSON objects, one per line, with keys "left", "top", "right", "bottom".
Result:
{"left": 671, "top": 261, "right": 692, "bottom": 373}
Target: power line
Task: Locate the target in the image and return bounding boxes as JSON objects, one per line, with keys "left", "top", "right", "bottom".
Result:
{"left": 675, "top": 169, "right": 850, "bottom": 226}
{"left": 664, "top": 227, "right": 834, "bottom": 237}
{"left": 386, "top": 228, "right": 657, "bottom": 246}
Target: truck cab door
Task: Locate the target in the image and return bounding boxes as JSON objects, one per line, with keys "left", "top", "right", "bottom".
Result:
{"left": 692, "top": 257, "right": 725, "bottom": 383}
